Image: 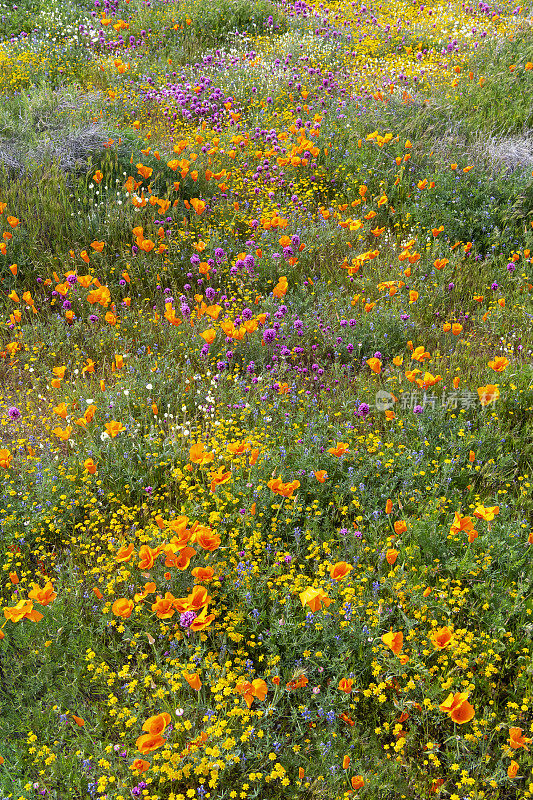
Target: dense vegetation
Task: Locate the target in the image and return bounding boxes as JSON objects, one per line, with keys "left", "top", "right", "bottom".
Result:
{"left": 0, "top": 0, "right": 532, "bottom": 798}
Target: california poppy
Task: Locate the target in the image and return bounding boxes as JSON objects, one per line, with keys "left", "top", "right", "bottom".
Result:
{"left": 477, "top": 384, "right": 500, "bottom": 407}
{"left": 151, "top": 593, "right": 176, "bottom": 619}
{"left": 394, "top": 520, "right": 407, "bottom": 535}
{"left": 112, "top": 598, "right": 134, "bottom": 619}
{"left": 142, "top": 713, "right": 171, "bottom": 735}
{"left": 431, "top": 627, "right": 453, "bottom": 649}
{"left": 130, "top": 759, "right": 150, "bottom": 774}
{"left": 115, "top": 543, "right": 135, "bottom": 562}
{"left": 210, "top": 466, "right": 231, "bottom": 492}
{"left": 138, "top": 544, "right": 161, "bottom": 570}
{"left": 507, "top": 761, "right": 519, "bottom": 778}
{"left": 509, "top": 727, "right": 532, "bottom": 750}
{"left": 4, "top": 599, "right": 43, "bottom": 623}
{"left": 28, "top": 582, "right": 57, "bottom": 606}
{"left": 366, "top": 357, "right": 382, "bottom": 374}
{"left": 184, "top": 672, "right": 202, "bottom": 691}
{"left": 338, "top": 677, "right": 353, "bottom": 693}
{"left": 196, "top": 529, "right": 221, "bottom": 551}
{"left": 327, "top": 442, "right": 349, "bottom": 457}
{"left": 439, "top": 692, "right": 475, "bottom": 724}
{"left": 473, "top": 504, "right": 499, "bottom": 522}
{"left": 0, "top": 449, "right": 13, "bottom": 469}
{"left": 449, "top": 513, "right": 477, "bottom": 542}
{"left": 136, "top": 733, "right": 165, "bottom": 754}
{"left": 105, "top": 421, "right": 126, "bottom": 437}
{"left": 330, "top": 562, "right": 353, "bottom": 580}
{"left": 191, "top": 566, "right": 215, "bottom": 582}
{"left": 189, "top": 442, "right": 214, "bottom": 465}
{"left": 382, "top": 630, "right": 403, "bottom": 656}
{"left": 299, "top": 587, "right": 332, "bottom": 612}
{"left": 488, "top": 356, "right": 509, "bottom": 372}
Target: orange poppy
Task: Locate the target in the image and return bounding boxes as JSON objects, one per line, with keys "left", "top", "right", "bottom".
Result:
{"left": 190, "top": 198, "right": 206, "bottom": 214}
{"left": 189, "top": 607, "right": 215, "bottom": 631}
{"left": 0, "top": 449, "right": 13, "bottom": 469}
{"left": 136, "top": 164, "right": 153, "bottom": 180}
{"left": 130, "top": 759, "right": 150, "bottom": 774}
{"left": 196, "top": 529, "right": 221, "bottom": 552}
{"left": 394, "top": 520, "right": 407, "bottom": 535}
{"left": 339, "top": 713, "right": 355, "bottom": 726}
{"left": 236, "top": 678, "right": 268, "bottom": 708}
{"left": 4, "top": 599, "right": 43, "bottom": 623}
{"left": 115, "top": 543, "right": 135, "bottom": 562}
{"left": 314, "top": 470, "right": 328, "bottom": 482}
{"left": 175, "top": 586, "right": 211, "bottom": 613}
{"left": 509, "top": 727, "right": 532, "bottom": 750}
{"left": 191, "top": 566, "right": 215, "bottom": 582}
{"left": 327, "top": 442, "right": 349, "bottom": 457}
{"left": 299, "top": 587, "right": 332, "bottom": 612}
{"left": 338, "top": 678, "right": 353, "bottom": 693}
{"left": 184, "top": 672, "right": 202, "bottom": 690}
{"left": 200, "top": 328, "right": 216, "bottom": 345}
{"left": 273, "top": 277, "right": 288, "bottom": 299}
{"left": 105, "top": 421, "right": 126, "bottom": 437}
{"left": 136, "top": 733, "right": 165, "bottom": 754}
{"left": 151, "top": 593, "right": 177, "bottom": 619}
{"left": 507, "top": 761, "right": 519, "bottom": 778}
{"left": 411, "top": 346, "right": 430, "bottom": 362}
{"left": 53, "top": 402, "right": 68, "bottom": 419}
{"left": 138, "top": 544, "right": 161, "bottom": 570}
{"left": 366, "top": 357, "right": 382, "bottom": 374}
{"left": 330, "top": 561, "right": 353, "bottom": 580}
{"left": 477, "top": 384, "right": 500, "bottom": 407}
{"left": 450, "top": 511, "right": 477, "bottom": 538}
{"left": 381, "top": 630, "right": 403, "bottom": 656}
{"left": 134, "top": 582, "right": 156, "bottom": 602}
{"left": 112, "top": 598, "right": 134, "bottom": 619}
{"left": 267, "top": 477, "right": 300, "bottom": 497}
{"left": 439, "top": 692, "right": 475, "bottom": 724}
{"left": 473, "top": 504, "right": 499, "bottom": 522}
{"left": 189, "top": 442, "right": 215, "bottom": 465}
{"left": 351, "top": 776, "right": 365, "bottom": 791}
{"left": 431, "top": 627, "right": 453, "bottom": 649}
{"left": 386, "top": 549, "right": 398, "bottom": 565}
{"left": 210, "top": 466, "right": 231, "bottom": 492}
{"left": 53, "top": 426, "right": 72, "bottom": 441}
{"left": 488, "top": 356, "right": 509, "bottom": 372}
{"left": 28, "top": 582, "right": 57, "bottom": 606}
{"left": 164, "top": 545, "right": 196, "bottom": 571}
{"left": 142, "top": 713, "right": 171, "bottom": 735}
{"left": 286, "top": 675, "right": 309, "bottom": 691}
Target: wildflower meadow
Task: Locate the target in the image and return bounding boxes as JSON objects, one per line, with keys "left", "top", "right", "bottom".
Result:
{"left": 0, "top": 0, "right": 532, "bottom": 797}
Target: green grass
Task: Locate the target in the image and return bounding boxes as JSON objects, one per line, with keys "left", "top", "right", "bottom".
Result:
{"left": 1, "top": 0, "right": 533, "bottom": 798}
